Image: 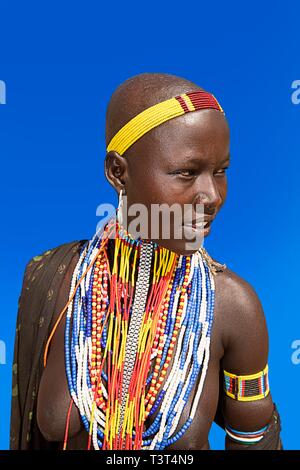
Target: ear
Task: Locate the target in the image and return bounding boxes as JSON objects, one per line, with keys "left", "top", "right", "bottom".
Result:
{"left": 104, "top": 151, "right": 128, "bottom": 193}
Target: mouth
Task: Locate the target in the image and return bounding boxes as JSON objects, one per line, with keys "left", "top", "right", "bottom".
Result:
{"left": 182, "top": 217, "right": 214, "bottom": 236}
{"left": 183, "top": 217, "right": 213, "bottom": 228}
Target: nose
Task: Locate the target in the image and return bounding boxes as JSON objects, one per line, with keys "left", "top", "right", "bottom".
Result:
{"left": 194, "top": 173, "right": 222, "bottom": 210}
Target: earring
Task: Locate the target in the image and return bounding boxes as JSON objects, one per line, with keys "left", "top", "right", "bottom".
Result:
{"left": 117, "top": 188, "right": 124, "bottom": 226}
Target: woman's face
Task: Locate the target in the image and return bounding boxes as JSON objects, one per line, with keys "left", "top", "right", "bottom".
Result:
{"left": 107, "top": 108, "right": 230, "bottom": 256}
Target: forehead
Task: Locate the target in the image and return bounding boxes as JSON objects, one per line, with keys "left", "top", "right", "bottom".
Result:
{"left": 126, "top": 109, "right": 230, "bottom": 168}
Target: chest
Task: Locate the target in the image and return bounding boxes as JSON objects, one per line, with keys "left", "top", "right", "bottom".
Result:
{"left": 36, "top": 264, "right": 224, "bottom": 449}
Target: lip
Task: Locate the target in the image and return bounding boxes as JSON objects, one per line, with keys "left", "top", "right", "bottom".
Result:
{"left": 182, "top": 218, "right": 213, "bottom": 237}
{"left": 183, "top": 217, "right": 214, "bottom": 228}
{"left": 181, "top": 225, "right": 210, "bottom": 242}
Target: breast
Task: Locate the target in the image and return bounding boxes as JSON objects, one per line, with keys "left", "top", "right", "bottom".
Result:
{"left": 37, "top": 307, "right": 84, "bottom": 442}
{"left": 36, "top": 304, "right": 221, "bottom": 450}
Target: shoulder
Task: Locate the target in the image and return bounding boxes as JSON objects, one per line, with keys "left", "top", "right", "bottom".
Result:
{"left": 200, "top": 247, "right": 263, "bottom": 318}
{"left": 17, "top": 239, "right": 88, "bottom": 336}
{"left": 20, "top": 239, "right": 88, "bottom": 297}
{"left": 214, "top": 266, "right": 264, "bottom": 314}
{"left": 200, "top": 248, "right": 268, "bottom": 370}
{"left": 213, "top": 266, "right": 269, "bottom": 373}
{"left": 25, "top": 239, "right": 87, "bottom": 274}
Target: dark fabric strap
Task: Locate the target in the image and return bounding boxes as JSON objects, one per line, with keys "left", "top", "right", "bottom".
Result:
{"left": 10, "top": 239, "right": 87, "bottom": 449}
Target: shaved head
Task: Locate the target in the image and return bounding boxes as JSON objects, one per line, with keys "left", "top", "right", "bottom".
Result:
{"left": 105, "top": 72, "right": 203, "bottom": 151}
{"left": 104, "top": 72, "right": 230, "bottom": 254}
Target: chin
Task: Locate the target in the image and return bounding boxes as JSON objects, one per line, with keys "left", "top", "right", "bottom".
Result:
{"left": 155, "top": 237, "right": 204, "bottom": 256}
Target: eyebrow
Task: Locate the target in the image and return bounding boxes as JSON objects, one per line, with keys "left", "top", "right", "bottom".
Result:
{"left": 182, "top": 152, "right": 231, "bottom": 165}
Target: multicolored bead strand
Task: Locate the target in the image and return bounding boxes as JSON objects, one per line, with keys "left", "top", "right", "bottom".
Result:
{"left": 64, "top": 218, "right": 215, "bottom": 450}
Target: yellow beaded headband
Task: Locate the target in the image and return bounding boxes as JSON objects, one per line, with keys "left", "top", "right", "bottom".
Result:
{"left": 106, "top": 90, "right": 225, "bottom": 156}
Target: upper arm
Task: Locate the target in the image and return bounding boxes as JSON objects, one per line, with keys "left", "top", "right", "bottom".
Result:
{"left": 219, "top": 270, "right": 274, "bottom": 431}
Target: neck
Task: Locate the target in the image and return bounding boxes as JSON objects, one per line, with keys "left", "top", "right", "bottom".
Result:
{"left": 103, "top": 217, "right": 201, "bottom": 259}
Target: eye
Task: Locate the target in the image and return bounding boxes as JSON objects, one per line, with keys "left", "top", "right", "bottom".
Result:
{"left": 171, "top": 169, "right": 196, "bottom": 178}
{"left": 214, "top": 166, "right": 229, "bottom": 176}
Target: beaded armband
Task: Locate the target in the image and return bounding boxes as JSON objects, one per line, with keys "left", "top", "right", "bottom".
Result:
{"left": 225, "top": 404, "right": 282, "bottom": 448}
{"left": 223, "top": 364, "right": 270, "bottom": 401}
{"left": 225, "top": 423, "right": 268, "bottom": 444}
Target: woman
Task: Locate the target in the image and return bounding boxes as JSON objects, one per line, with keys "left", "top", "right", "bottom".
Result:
{"left": 10, "top": 73, "right": 282, "bottom": 450}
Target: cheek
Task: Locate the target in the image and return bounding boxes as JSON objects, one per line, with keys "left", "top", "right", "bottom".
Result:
{"left": 127, "top": 171, "right": 169, "bottom": 205}
{"left": 217, "top": 177, "right": 228, "bottom": 204}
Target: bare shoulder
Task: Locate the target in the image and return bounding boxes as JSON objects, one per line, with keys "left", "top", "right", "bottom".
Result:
{"left": 212, "top": 265, "right": 269, "bottom": 373}
{"left": 214, "top": 266, "right": 265, "bottom": 316}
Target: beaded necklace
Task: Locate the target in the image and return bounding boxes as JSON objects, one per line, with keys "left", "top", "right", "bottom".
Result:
{"left": 64, "top": 218, "right": 215, "bottom": 450}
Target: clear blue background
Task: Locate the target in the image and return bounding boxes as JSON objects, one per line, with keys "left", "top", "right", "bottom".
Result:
{"left": 0, "top": 0, "right": 299, "bottom": 450}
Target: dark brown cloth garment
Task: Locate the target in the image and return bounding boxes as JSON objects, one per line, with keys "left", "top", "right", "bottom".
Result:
{"left": 10, "top": 239, "right": 88, "bottom": 449}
